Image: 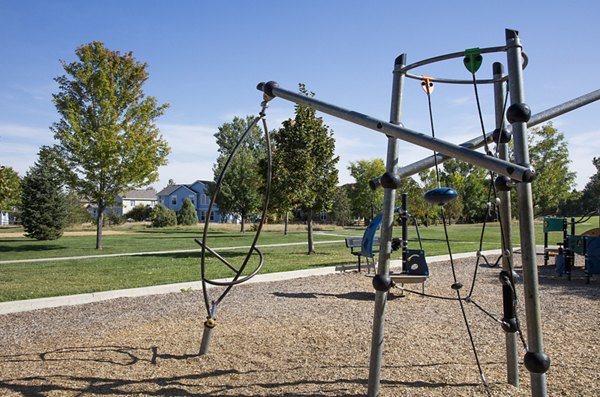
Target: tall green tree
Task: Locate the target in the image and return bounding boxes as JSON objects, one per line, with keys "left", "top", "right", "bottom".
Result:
{"left": 20, "top": 147, "right": 69, "bottom": 240}
{"left": 439, "top": 160, "right": 488, "bottom": 223}
{"left": 579, "top": 157, "right": 600, "bottom": 214}
{"left": 330, "top": 185, "right": 353, "bottom": 226}
{"left": 211, "top": 116, "right": 265, "bottom": 232}
{"left": 348, "top": 159, "right": 385, "bottom": 223}
{"left": 395, "top": 176, "right": 427, "bottom": 225}
{"left": 52, "top": 41, "right": 170, "bottom": 249}
{"left": 527, "top": 123, "right": 575, "bottom": 216}
{"left": 271, "top": 84, "right": 339, "bottom": 254}
{"left": 0, "top": 166, "right": 21, "bottom": 219}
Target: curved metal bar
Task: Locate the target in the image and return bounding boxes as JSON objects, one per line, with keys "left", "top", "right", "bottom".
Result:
{"left": 204, "top": 246, "right": 265, "bottom": 287}
{"left": 199, "top": 104, "right": 272, "bottom": 316}
{"left": 399, "top": 45, "right": 528, "bottom": 85}
{"left": 200, "top": 112, "right": 262, "bottom": 316}
{"left": 212, "top": 115, "right": 272, "bottom": 306}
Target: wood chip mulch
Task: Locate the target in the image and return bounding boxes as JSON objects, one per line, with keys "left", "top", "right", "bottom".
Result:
{"left": 1, "top": 256, "right": 598, "bottom": 396}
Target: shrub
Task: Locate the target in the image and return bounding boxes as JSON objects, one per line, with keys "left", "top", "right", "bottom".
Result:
{"left": 151, "top": 204, "right": 177, "bottom": 227}
{"left": 177, "top": 198, "right": 198, "bottom": 226}
{"left": 126, "top": 204, "right": 153, "bottom": 221}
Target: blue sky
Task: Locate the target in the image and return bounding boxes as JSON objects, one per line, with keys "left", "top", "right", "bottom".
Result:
{"left": 1, "top": 1, "right": 599, "bottom": 191}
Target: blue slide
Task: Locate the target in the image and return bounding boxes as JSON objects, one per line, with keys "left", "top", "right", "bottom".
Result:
{"left": 361, "top": 208, "right": 400, "bottom": 258}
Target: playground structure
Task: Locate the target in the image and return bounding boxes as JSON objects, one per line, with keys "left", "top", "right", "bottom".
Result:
{"left": 200, "top": 29, "right": 600, "bottom": 397}
{"left": 543, "top": 214, "right": 600, "bottom": 283}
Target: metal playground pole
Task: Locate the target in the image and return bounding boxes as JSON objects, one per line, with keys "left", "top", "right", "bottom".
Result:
{"left": 505, "top": 29, "right": 549, "bottom": 397}
{"left": 493, "top": 61, "right": 519, "bottom": 387}
{"left": 366, "top": 53, "right": 406, "bottom": 397}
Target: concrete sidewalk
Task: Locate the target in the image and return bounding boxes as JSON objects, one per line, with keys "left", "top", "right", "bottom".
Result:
{"left": 0, "top": 250, "right": 501, "bottom": 315}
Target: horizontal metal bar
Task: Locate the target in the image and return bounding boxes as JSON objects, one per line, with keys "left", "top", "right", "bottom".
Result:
{"left": 527, "top": 88, "right": 600, "bottom": 127}
{"left": 257, "top": 81, "right": 535, "bottom": 183}
{"left": 388, "top": 87, "right": 600, "bottom": 184}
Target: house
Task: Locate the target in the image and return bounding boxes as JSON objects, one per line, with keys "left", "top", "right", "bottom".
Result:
{"left": 157, "top": 180, "right": 222, "bottom": 222}
{"left": 114, "top": 188, "right": 158, "bottom": 216}
{"left": 84, "top": 188, "right": 158, "bottom": 219}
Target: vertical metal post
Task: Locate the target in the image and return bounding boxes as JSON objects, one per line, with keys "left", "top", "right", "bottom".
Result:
{"left": 505, "top": 29, "right": 549, "bottom": 397}
{"left": 367, "top": 53, "right": 406, "bottom": 397}
{"left": 493, "top": 61, "right": 519, "bottom": 387}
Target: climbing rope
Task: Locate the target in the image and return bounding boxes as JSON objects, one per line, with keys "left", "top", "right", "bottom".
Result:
{"left": 467, "top": 60, "right": 530, "bottom": 355}
{"left": 421, "top": 72, "right": 492, "bottom": 396}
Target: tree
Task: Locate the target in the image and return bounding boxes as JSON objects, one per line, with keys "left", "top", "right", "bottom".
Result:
{"left": 211, "top": 116, "right": 265, "bottom": 232}
{"left": 439, "top": 160, "right": 488, "bottom": 223}
{"left": 331, "top": 185, "right": 353, "bottom": 226}
{"left": 0, "top": 166, "right": 21, "bottom": 219}
{"left": 178, "top": 198, "right": 198, "bottom": 225}
{"left": 271, "top": 84, "right": 339, "bottom": 254}
{"left": 20, "top": 147, "right": 69, "bottom": 240}
{"left": 578, "top": 157, "right": 600, "bottom": 214}
{"left": 395, "top": 176, "right": 427, "bottom": 225}
{"left": 527, "top": 123, "right": 575, "bottom": 216}
{"left": 348, "top": 159, "right": 385, "bottom": 223}
{"left": 65, "top": 190, "right": 92, "bottom": 226}
{"left": 52, "top": 41, "right": 170, "bottom": 249}
{"left": 151, "top": 204, "right": 177, "bottom": 227}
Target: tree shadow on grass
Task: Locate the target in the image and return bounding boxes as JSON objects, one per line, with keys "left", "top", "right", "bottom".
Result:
{"left": 0, "top": 243, "right": 67, "bottom": 254}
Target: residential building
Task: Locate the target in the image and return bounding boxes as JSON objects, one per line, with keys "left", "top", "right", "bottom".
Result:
{"left": 115, "top": 188, "right": 158, "bottom": 216}
{"left": 157, "top": 180, "right": 222, "bottom": 222}
{"left": 84, "top": 188, "right": 158, "bottom": 219}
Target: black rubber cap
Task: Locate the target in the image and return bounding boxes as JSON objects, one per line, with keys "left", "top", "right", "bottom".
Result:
{"left": 501, "top": 318, "right": 518, "bottom": 333}
{"left": 493, "top": 62, "right": 504, "bottom": 75}
{"left": 369, "top": 177, "right": 382, "bottom": 191}
{"left": 257, "top": 81, "right": 279, "bottom": 97}
{"left": 494, "top": 175, "right": 514, "bottom": 192}
{"left": 380, "top": 172, "right": 402, "bottom": 189}
{"left": 507, "top": 103, "right": 531, "bottom": 123}
{"left": 524, "top": 351, "right": 551, "bottom": 374}
{"left": 372, "top": 275, "right": 394, "bottom": 292}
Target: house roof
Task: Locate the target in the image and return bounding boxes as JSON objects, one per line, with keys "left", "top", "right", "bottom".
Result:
{"left": 121, "top": 188, "right": 157, "bottom": 200}
{"left": 157, "top": 184, "right": 196, "bottom": 197}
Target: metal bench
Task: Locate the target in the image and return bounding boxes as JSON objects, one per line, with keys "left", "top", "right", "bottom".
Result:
{"left": 343, "top": 236, "right": 380, "bottom": 272}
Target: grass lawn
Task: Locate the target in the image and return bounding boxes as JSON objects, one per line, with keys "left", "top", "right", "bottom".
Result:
{"left": 1, "top": 217, "right": 598, "bottom": 302}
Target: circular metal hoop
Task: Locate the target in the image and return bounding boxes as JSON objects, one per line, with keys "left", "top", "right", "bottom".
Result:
{"left": 399, "top": 44, "right": 528, "bottom": 85}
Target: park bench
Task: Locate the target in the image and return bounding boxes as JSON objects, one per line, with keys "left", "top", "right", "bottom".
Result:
{"left": 341, "top": 236, "right": 380, "bottom": 273}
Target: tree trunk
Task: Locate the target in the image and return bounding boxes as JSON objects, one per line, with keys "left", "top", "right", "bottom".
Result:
{"left": 240, "top": 213, "right": 245, "bottom": 233}
{"left": 96, "top": 202, "right": 105, "bottom": 250}
{"left": 307, "top": 210, "right": 315, "bottom": 255}
{"left": 284, "top": 211, "right": 289, "bottom": 236}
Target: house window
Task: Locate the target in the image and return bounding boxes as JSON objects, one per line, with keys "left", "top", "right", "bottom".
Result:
{"left": 210, "top": 211, "right": 214, "bottom": 221}
{"left": 130, "top": 200, "right": 135, "bottom": 206}
{"left": 320, "top": 212, "right": 328, "bottom": 221}
{"left": 200, "top": 211, "right": 206, "bottom": 221}
{"left": 171, "top": 196, "right": 177, "bottom": 205}
{"left": 189, "top": 195, "right": 196, "bottom": 205}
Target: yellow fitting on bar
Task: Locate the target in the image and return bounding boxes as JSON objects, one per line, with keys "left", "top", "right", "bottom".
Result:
{"left": 205, "top": 317, "right": 216, "bottom": 328}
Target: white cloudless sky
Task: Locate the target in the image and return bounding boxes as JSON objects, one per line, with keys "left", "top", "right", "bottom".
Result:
{"left": 1, "top": 0, "right": 599, "bottom": 191}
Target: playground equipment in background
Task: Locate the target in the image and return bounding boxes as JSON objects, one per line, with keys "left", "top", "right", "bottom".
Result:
{"left": 364, "top": 193, "right": 430, "bottom": 287}
{"left": 543, "top": 215, "right": 600, "bottom": 283}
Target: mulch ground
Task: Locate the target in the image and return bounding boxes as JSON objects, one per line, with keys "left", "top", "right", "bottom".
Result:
{"left": 0, "top": 255, "right": 598, "bottom": 396}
